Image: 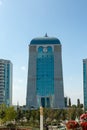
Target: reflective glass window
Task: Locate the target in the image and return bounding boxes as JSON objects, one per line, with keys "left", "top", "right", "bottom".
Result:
{"left": 47, "top": 46, "right": 52, "bottom": 52}
{"left": 36, "top": 46, "right": 54, "bottom": 103}
{"left": 38, "top": 46, "right": 43, "bottom": 52}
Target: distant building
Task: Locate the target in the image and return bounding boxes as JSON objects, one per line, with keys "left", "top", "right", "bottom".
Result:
{"left": 0, "top": 59, "right": 12, "bottom": 106}
{"left": 83, "top": 59, "right": 87, "bottom": 110}
{"left": 26, "top": 34, "right": 65, "bottom": 109}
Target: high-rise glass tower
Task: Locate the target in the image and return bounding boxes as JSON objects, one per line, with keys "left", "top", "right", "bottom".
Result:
{"left": 83, "top": 59, "right": 87, "bottom": 110}
{"left": 26, "top": 35, "right": 65, "bottom": 108}
{"left": 0, "top": 59, "right": 12, "bottom": 106}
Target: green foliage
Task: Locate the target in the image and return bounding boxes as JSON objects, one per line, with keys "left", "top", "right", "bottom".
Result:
{"left": 0, "top": 110, "right": 5, "bottom": 119}
{"left": 0, "top": 104, "right": 84, "bottom": 128}
{"left": 7, "top": 123, "right": 16, "bottom": 128}
{"left": 3, "top": 106, "right": 16, "bottom": 122}
{"left": 16, "top": 108, "right": 24, "bottom": 121}
{"left": 0, "top": 104, "right": 6, "bottom": 119}
{"left": 0, "top": 104, "right": 16, "bottom": 124}
{"left": 76, "top": 107, "right": 83, "bottom": 118}
{"left": 25, "top": 109, "right": 31, "bottom": 121}
{"left": 72, "top": 104, "right": 77, "bottom": 108}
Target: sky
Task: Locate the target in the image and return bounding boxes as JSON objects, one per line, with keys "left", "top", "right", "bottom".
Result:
{"left": 0, "top": 0, "right": 87, "bottom": 106}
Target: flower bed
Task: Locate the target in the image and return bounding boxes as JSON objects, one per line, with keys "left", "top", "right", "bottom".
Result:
{"left": 66, "top": 120, "right": 80, "bottom": 129}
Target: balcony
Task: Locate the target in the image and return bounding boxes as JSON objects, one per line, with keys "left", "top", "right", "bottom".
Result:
{"left": 0, "top": 92, "right": 4, "bottom": 95}
{"left": 0, "top": 99, "right": 5, "bottom": 102}
{"left": 0, "top": 69, "right": 4, "bottom": 72}
{"left": 0, "top": 79, "right": 4, "bottom": 83}
{"left": 0, "top": 83, "right": 4, "bottom": 86}
{"left": 0, "top": 64, "right": 4, "bottom": 67}
{"left": 0, "top": 77, "right": 4, "bottom": 80}
{"left": 0, "top": 73, "right": 4, "bottom": 76}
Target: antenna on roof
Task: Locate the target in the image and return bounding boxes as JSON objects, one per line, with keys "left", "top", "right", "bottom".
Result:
{"left": 45, "top": 33, "right": 48, "bottom": 37}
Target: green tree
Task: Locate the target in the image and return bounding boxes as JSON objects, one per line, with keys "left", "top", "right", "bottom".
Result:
{"left": 69, "top": 98, "right": 71, "bottom": 107}
{"left": 3, "top": 106, "right": 16, "bottom": 123}
{"left": 0, "top": 104, "right": 7, "bottom": 124}
{"left": 77, "top": 99, "right": 80, "bottom": 107}
{"left": 25, "top": 109, "right": 31, "bottom": 121}
{"left": 76, "top": 107, "right": 83, "bottom": 119}
{"left": 16, "top": 108, "right": 24, "bottom": 121}
{"left": 44, "top": 108, "right": 49, "bottom": 123}
{"left": 61, "top": 109, "right": 67, "bottom": 120}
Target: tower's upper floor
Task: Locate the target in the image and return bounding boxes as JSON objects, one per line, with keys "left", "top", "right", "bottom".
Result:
{"left": 30, "top": 34, "right": 60, "bottom": 45}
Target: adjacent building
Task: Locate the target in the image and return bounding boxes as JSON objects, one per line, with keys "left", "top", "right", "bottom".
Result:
{"left": 0, "top": 59, "right": 12, "bottom": 106}
{"left": 83, "top": 59, "right": 87, "bottom": 110}
{"left": 26, "top": 34, "right": 65, "bottom": 109}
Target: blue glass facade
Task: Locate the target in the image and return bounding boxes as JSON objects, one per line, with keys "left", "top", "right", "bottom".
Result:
{"left": 5, "top": 63, "right": 10, "bottom": 105}
{"left": 36, "top": 46, "right": 54, "bottom": 107}
{"left": 83, "top": 60, "right": 87, "bottom": 109}
{"left": 0, "top": 59, "right": 12, "bottom": 106}
{"left": 26, "top": 36, "right": 65, "bottom": 109}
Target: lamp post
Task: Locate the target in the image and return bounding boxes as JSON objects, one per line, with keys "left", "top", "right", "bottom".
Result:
{"left": 40, "top": 106, "right": 43, "bottom": 130}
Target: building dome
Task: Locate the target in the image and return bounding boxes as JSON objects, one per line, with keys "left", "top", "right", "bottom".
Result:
{"left": 30, "top": 34, "right": 60, "bottom": 45}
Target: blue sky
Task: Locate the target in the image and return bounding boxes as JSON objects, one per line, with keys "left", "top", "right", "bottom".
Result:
{"left": 0, "top": 0, "right": 87, "bottom": 105}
